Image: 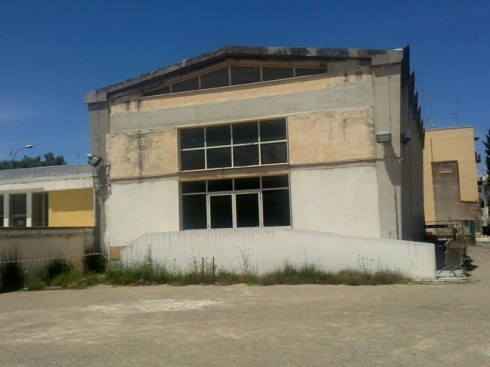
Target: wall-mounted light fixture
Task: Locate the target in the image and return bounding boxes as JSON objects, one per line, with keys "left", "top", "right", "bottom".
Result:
{"left": 375, "top": 131, "right": 392, "bottom": 144}
{"left": 400, "top": 130, "right": 412, "bottom": 145}
{"left": 87, "top": 153, "right": 103, "bottom": 167}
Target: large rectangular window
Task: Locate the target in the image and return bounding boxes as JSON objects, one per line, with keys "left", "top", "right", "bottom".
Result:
{"left": 180, "top": 119, "right": 287, "bottom": 171}
{"left": 10, "top": 194, "right": 27, "bottom": 227}
{"left": 181, "top": 175, "right": 290, "bottom": 230}
{"left": 0, "top": 195, "right": 4, "bottom": 227}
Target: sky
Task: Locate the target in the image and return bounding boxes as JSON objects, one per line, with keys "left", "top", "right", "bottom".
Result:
{"left": 1, "top": 0, "right": 489, "bottom": 174}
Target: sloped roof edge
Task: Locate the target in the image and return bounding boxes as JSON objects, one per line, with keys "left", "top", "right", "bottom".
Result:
{"left": 85, "top": 45, "right": 403, "bottom": 103}
{"left": 0, "top": 164, "right": 93, "bottom": 184}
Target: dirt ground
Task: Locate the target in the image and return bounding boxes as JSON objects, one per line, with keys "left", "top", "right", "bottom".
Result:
{"left": 1, "top": 242, "right": 490, "bottom": 367}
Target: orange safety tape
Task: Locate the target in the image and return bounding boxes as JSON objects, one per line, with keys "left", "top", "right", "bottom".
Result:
{"left": 0, "top": 252, "right": 106, "bottom": 264}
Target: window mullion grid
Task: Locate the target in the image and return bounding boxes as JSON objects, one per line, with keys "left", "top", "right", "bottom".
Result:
{"left": 232, "top": 194, "right": 237, "bottom": 228}
{"left": 257, "top": 122, "right": 262, "bottom": 165}
{"left": 258, "top": 191, "right": 264, "bottom": 227}
{"left": 204, "top": 127, "right": 208, "bottom": 169}
{"left": 230, "top": 125, "right": 235, "bottom": 168}
{"left": 206, "top": 194, "right": 211, "bottom": 229}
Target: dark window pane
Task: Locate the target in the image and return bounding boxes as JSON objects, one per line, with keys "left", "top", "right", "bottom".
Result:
{"left": 262, "top": 175, "right": 289, "bottom": 189}
{"left": 182, "top": 181, "right": 206, "bottom": 194}
{"left": 172, "top": 77, "right": 199, "bottom": 93}
{"left": 208, "top": 179, "right": 233, "bottom": 192}
{"left": 233, "top": 122, "right": 258, "bottom": 144}
{"left": 0, "top": 195, "right": 4, "bottom": 227}
{"left": 207, "top": 147, "right": 231, "bottom": 168}
{"left": 144, "top": 85, "right": 170, "bottom": 96}
{"left": 234, "top": 145, "right": 259, "bottom": 166}
{"left": 262, "top": 67, "right": 294, "bottom": 81}
{"left": 10, "top": 194, "right": 26, "bottom": 227}
{"left": 261, "top": 142, "right": 287, "bottom": 164}
{"left": 201, "top": 68, "right": 229, "bottom": 89}
{"left": 32, "top": 193, "right": 48, "bottom": 227}
{"left": 260, "top": 119, "right": 286, "bottom": 141}
{"left": 206, "top": 125, "right": 230, "bottom": 147}
{"left": 181, "top": 150, "right": 205, "bottom": 171}
{"left": 181, "top": 128, "right": 204, "bottom": 149}
{"left": 263, "top": 190, "right": 290, "bottom": 226}
{"left": 230, "top": 66, "right": 261, "bottom": 85}
{"left": 235, "top": 177, "right": 260, "bottom": 190}
{"left": 11, "top": 194, "right": 26, "bottom": 215}
{"left": 295, "top": 68, "right": 328, "bottom": 77}
{"left": 210, "top": 195, "right": 233, "bottom": 228}
{"left": 236, "top": 194, "right": 259, "bottom": 227}
{"left": 182, "top": 195, "right": 207, "bottom": 229}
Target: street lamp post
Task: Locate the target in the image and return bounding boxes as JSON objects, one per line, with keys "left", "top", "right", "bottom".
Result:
{"left": 10, "top": 144, "right": 34, "bottom": 169}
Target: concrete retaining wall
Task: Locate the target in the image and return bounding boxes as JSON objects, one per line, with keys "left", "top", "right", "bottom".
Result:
{"left": 121, "top": 228, "right": 436, "bottom": 280}
{"left": 0, "top": 228, "right": 94, "bottom": 276}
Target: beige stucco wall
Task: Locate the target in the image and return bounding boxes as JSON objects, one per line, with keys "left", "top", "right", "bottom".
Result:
{"left": 105, "top": 179, "right": 179, "bottom": 247}
{"left": 111, "top": 73, "right": 370, "bottom": 115}
{"left": 290, "top": 165, "right": 380, "bottom": 237}
{"left": 106, "top": 73, "right": 376, "bottom": 182}
{"left": 107, "top": 71, "right": 374, "bottom": 134}
{"left": 49, "top": 189, "right": 94, "bottom": 227}
{"left": 289, "top": 108, "right": 376, "bottom": 164}
{"left": 423, "top": 126, "right": 479, "bottom": 222}
{"left": 108, "top": 128, "right": 178, "bottom": 179}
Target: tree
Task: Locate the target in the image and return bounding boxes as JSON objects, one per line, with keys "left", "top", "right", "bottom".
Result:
{"left": 484, "top": 129, "right": 490, "bottom": 181}
{"left": 0, "top": 152, "right": 67, "bottom": 170}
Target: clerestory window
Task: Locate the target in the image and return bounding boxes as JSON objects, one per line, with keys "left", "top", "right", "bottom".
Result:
{"left": 143, "top": 66, "right": 328, "bottom": 96}
{"left": 181, "top": 175, "right": 290, "bottom": 230}
{"left": 180, "top": 119, "right": 287, "bottom": 171}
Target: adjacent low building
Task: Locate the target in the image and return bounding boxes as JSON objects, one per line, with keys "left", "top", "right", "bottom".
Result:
{"left": 0, "top": 165, "right": 94, "bottom": 228}
{"left": 423, "top": 126, "right": 480, "bottom": 239}
{"left": 85, "top": 45, "right": 434, "bottom": 279}
{"left": 0, "top": 165, "right": 96, "bottom": 269}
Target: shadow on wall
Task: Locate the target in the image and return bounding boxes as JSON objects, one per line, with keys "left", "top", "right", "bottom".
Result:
{"left": 382, "top": 142, "right": 401, "bottom": 186}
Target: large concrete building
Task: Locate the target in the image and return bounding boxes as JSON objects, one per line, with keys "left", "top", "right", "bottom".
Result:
{"left": 85, "top": 45, "right": 433, "bottom": 279}
{"left": 423, "top": 126, "right": 480, "bottom": 235}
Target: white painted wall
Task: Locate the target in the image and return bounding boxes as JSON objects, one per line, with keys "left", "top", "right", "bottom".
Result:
{"left": 121, "top": 228, "right": 436, "bottom": 280}
{"left": 290, "top": 165, "right": 380, "bottom": 237}
{"left": 106, "top": 179, "right": 179, "bottom": 247}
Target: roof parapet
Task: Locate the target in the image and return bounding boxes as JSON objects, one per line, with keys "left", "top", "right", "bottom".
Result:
{"left": 85, "top": 45, "right": 404, "bottom": 102}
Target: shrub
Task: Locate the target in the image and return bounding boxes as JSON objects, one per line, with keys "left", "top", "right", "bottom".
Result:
{"left": 105, "top": 256, "right": 169, "bottom": 285}
{"left": 25, "top": 277, "right": 46, "bottom": 291}
{"left": 45, "top": 259, "right": 73, "bottom": 285}
{"left": 0, "top": 252, "right": 25, "bottom": 293}
{"left": 82, "top": 247, "right": 107, "bottom": 274}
